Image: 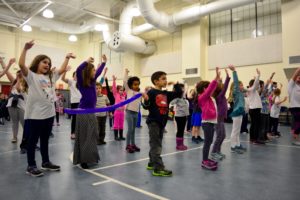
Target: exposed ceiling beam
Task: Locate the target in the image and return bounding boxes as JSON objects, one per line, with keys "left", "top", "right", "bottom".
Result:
{"left": 1, "top": 0, "right": 21, "bottom": 18}
{"left": 20, "top": 1, "right": 52, "bottom": 27}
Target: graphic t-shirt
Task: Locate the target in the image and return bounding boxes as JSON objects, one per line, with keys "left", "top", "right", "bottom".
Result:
{"left": 24, "top": 70, "right": 59, "bottom": 119}
{"left": 143, "top": 89, "right": 175, "bottom": 127}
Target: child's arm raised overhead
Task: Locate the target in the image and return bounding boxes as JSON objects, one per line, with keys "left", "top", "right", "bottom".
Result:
{"left": 18, "top": 40, "right": 35, "bottom": 77}
{"left": 248, "top": 68, "right": 260, "bottom": 92}
{"left": 228, "top": 65, "right": 239, "bottom": 93}
{"left": 219, "top": 68, "right": 231, "bottom": 97}
{"left": 95, "top": 54, "right": 107, "bottom": 79}
{"left": 57, "top": 53, "right": 76, "bottom": 75}
{"left": 0, "top": 58, "right": 15, "bottom": 80}
{"left": 291, "top": 66, "right": 300, "bottom": 82}
{"left": 76, "top": 57, "right": 93, "bottom": 87}
{"left": 199, "top": 67, "right": 219, "bottom": 101}
{"left": 61, "top": 66, "right": 71, "bottom": 84}
{"left": 123, "top": 68, "right": 130, "bottom": 92}
{"left": 99, "top": 67, "right": 108, "bottom": 85}
{"left": 112, "top": 75, "right": 117, "bottom": 96}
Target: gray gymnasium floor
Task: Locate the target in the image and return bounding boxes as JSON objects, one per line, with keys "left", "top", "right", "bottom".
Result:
{"left": 0, "top": 117, "right": 300, "bottom": 200}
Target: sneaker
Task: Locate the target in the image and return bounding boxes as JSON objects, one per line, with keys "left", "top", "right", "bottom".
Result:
{"left": 201, "top": 160, "right": 217, "bottom": 170}
{"left": 274, "top": 133, "right": 281, "bottom": 138}
{"left": 119, "top": 137, "right": 126, "bottom": 141}
{"left": 211, "top": 152, "right": 223, "bottom": 161}
{"left": 236, "top": 145, "right": 247, "bottom": 152}
{"left": 26, "top": 166, "right": 44, "bottom": 177}
{"left": 176, "top": 145, "right": 188, "bottom": 151}
{"left": 131, "top": 144, "right": 140, "bottom": 152}
{"left": 192, "top": 137, "right": 199, "bottom": 144}
{"left": 80, "top": 163, "right": 89, "bottom": 169}
{"left": 231, "top": 147, "right": 244, "bottom": 154}
{"left": 57, "top": 123, "right": 60, "bottom": 126}
{"left": 208, "top": 159, "right": 218, "bottom": 166}
{"left": 197, "top": 136, "right": 204, "bottom": 142}
{"left": 125, "top": 145, "right": 134, "bottom": 153}
{"left": 217, "top": 152, "right": 226, "bottom": 159}
{"left": 20, "top": 148, "right": 27, "bottom": 154}
{"left": 146, "top": 163, "right": 154, "bottom": 170}
{"left": 41, "top": 162, "right": 60, "bottom": 171}
{"left": 292, "top": 140, "right": 300, "bottom": 146}
{"left": 152, "top": 168, "right": 173, "bottom": 177}
{"left": 11, "top": 138, "right": 17, "bottom": 143}
{"left": 70, "top": 134, "right": 76, "bottom": 140}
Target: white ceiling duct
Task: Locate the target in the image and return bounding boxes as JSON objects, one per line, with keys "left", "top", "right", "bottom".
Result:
{"left": 137, "top": 0, "right": 262, "bottom": 33}
{"left": 104, "top": 1, "right": 156, "bottom": 54}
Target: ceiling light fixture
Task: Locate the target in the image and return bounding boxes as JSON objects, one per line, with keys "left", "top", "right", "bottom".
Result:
{"left": 22, "top": 25, "right": 32, "bottom": 32}
{"left": 94, "top": 24, "right": 108, "bottom": 32}
{"left": 43, "top": 9, "right": 54, "bottom": 18}
{"left": 68, "top": 35, "right": 78, "bottom": 42}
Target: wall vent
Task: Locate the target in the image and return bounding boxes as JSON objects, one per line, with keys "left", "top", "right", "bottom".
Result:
{"left": 186, "top": 68, "right": 198, "bottom": 75}
{"left": 289, "top": 55, "right": 300, "bottom": 64}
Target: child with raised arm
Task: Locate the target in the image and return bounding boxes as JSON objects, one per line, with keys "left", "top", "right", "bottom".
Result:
{"left": 73, "top": 55, "right": 106, "bottom": 169}
{"left": 123, "top": 68, "right": 144, "bottom": 153}
{"left": 198, "top": 68, "right": 220, "bottom": 170}
{"left": 211, "top": 68, "right": 231, "bottom": 161}
{"left": 228, "top": 65, "right": 246, "bottom": 154}
{"left": 112, "top": 75, "right": 126, "bottom": 141}
{"left": 19, "top": 40, "right": 75, "bottom": 177}
{"left": 142, "top": 71, "right": 175, "bottom": 176}
{"left": 288, "top": 67, "right": 300, "bottom": 145}
{"left": 270, "top": 89, "right": 287, "bottom": 137}
{"left": 61, "top": 67, "right": 82, "bottom": 139}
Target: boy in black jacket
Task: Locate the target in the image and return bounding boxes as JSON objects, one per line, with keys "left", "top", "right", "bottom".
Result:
{"left": 143, "top": 71, "right": 175, "bottom": 177}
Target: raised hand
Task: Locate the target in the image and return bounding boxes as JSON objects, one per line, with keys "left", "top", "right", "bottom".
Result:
{"left": 102, "top": 54, "right": 107, "bottom": 63}
{"left": 256, "top": 68, "right": 261, "bottom": 75}
{"left": 112, "top": 75, "right": 117, "bottom": 81}
{"left": 24, "top": 40, "right": 34, "bottom": 50}
{"left": 66, "top": 53, "right": 76, "bottom": 59}
{"left": 66, "top": 65, "right": 72, "bottom": 71}
{"left": 8, "top": 58, "right": 16, "bottom": 65}
{"left": 228, "top": 64, "right": 235, "bottom": 71}
{"left": 125, "top": 68, "right": 129, "bottom": 74}
{"left": 215, "top": 67, "right": 221, "bottom": 80}
{"left": 87, "top": 57, "right": 94, "bottom": 63}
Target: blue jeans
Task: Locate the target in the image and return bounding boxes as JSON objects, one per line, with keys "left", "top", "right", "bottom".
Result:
{"left": 126, "top": 110, "right": 138, "bottom": 145}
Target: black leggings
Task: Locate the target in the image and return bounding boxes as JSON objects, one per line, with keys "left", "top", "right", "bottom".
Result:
{"left": 249, "top": 108, "right": 261, "bottom": 141}
{"left": 202, "top": 123, "right": 215, "bottom": 161}
{"left": 269, "top": 117, "right": 279, "bottom": 133}
{"left": 175, "top": 116, "right": 187, "bottom": 138}
{"left": 71, "top": 103, "right": 79, "bottom": 134}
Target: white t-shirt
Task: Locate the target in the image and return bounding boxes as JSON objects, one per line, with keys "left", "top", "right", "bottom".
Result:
{"left": 270, "top": 96, "right": 281, "bottom": 118}
{"left": 24, "top": 70, "right": 59, "bottom": 119}
{"left": 68, "top": 79, "right": 81, "bottom": 104}
{"left": 6, "top": 87, "right": 27, "bottom": 110}
{"left": 288, "top": 80, "right": 300, "bottom": 108}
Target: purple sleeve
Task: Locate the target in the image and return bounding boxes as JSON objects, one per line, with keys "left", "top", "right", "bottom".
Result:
{"left": 76, "top": 61, "right": 88, "bottom": 88}
{"left": 95, "top": 62, "right": 106, "bottom": 80}
{"left": 218, "top": 76, "right": 231, "bottom": 98}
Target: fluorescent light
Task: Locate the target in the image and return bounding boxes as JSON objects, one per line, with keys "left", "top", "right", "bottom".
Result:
{"left": 68, "top": 35, "right": 78, "bottom": 42}
{"left": 131, "top": 7, "right": 141, "bottom": 17}
{"left": 43, "top": 9, "right": 54, "bottom": 18}
{"left": 94, "top": 24, "right": 108, "bottom": 32}
{"left": 22, "top": 25, "right": 32, "bottom": 32}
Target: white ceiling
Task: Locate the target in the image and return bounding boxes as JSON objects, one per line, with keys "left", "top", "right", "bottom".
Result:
{"left": 0, "top": 0, "right": 126, "bottom": 27}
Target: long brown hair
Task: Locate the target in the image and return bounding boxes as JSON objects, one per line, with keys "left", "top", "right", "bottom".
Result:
{"left": 29, "top": 54, "right": 53, "bottom": 86}
{"left": 82, "top": 63, "right": 95, "bottom": 87}
{"left": 228, "top": 81, "right": 243, "bottom": 103}
{"left": 12, "top": 70, "right": 28, "bottom": 93}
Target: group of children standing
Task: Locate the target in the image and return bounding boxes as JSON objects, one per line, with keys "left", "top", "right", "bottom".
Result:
{"left": 1, "top": 39, "right": 300, "bottom": 177}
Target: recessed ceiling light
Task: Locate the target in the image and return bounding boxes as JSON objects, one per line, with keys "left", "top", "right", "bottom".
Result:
{"left": 22, "top": 25, "right": 32, "bottom": 32}
{"left": 94, "top": 24, "right": 108, "bottom": 32}
{"left": 43, "top": 9, "right": 54, "bottom": 18}
{"left": 68, "top": 35, "right": 78, "bottom": 42}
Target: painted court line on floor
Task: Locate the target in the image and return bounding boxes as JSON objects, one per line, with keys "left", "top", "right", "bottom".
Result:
{"left": 92, "top": 180, "right": 111, "bottom": 186}
{"left": 241, "top": 140, "right": 300, "bottom": 149}
{"left": 69, "top": 153, "right": 169, "bottom": 200}
{"left": 92, "top": 139, "right": 230, "bottom": 171}
{"left": 86, "top": 169, "right": 170, "bottom": 200}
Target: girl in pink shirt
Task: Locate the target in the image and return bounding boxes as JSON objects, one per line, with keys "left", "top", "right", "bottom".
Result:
{"left": 198, "top": 67, "right": 220, "bottom": 171}
{"left": 112, "top": 75, "right": 126, "bottom": 141}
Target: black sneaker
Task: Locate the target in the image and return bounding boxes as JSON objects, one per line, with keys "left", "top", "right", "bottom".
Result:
{"left": 41, "top": 162, "right": 60, "bottom": 171}
{"left": 152, "top": 168, "right": 173, "bottom": 177}
{"left": 20, "top": 148, "right": 27, "bottom": 154}
{"left": 26, "top": 166, "right": 44, "bottom": 177}
{"left": 80, "top": 163, "right": 89, "bottom": 169}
